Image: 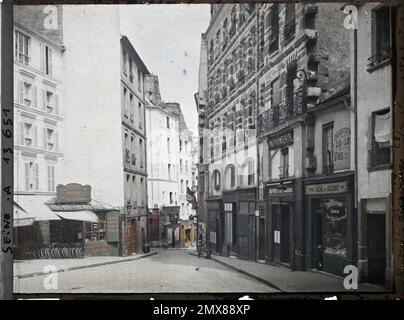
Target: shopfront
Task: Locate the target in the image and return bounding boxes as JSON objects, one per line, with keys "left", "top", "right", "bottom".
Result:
{"left": 206, "top": 198, "right": 222, "bottom": 254}
{"left": 266, "top": 180, "right": 295, "bottom": 267}
{"left": 304, "top": 174, "right": 355, "bottom": 276}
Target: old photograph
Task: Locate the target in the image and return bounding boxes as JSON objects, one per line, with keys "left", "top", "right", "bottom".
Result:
{"left": 0, "top": 2, "right": 402, "bottom": 298}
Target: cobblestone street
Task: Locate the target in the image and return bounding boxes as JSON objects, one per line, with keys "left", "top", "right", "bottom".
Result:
{"left": 13, "top": 249, "right": 278, "bottom": 294}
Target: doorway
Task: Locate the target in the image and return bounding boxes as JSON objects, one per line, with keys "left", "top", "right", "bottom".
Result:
{"left": 314, "top": 209, "right": 324, "bottom": 269}
{"left": 272, "top": 203, "right": 290, "bottom": 264}
{"left": 258, "top": 216, "right": 265, "bottom": 260}
{"left": 367, "top": 213, "right": 386, "bottom": 284}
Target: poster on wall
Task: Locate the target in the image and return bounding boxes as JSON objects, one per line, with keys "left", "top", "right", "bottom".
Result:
{"left": 333, "top": 127, "right": 351, "bottom": 171}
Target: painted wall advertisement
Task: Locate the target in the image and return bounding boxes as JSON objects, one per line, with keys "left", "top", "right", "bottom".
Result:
{"left": 333, "top": 127, "right": 351, "bottom": 170}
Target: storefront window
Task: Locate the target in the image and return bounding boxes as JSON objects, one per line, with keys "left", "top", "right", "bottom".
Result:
{"left": 85, "top": 216, "right": 106, "bottom": 241}
{"left": 322, "top": 199, "right": 347, "bottom": 257}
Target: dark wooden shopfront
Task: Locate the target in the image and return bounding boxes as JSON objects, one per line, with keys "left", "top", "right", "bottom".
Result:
{"left": 266, "top": 181, "right": 295, "bottom": 267}
{"left": 304, "top": 173, "right": 356, "bottom": 276}
{"left": 206, "top": 198, "right": 223, "bottom": 254}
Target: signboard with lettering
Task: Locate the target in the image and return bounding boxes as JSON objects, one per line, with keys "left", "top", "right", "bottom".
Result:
{"left": 268, "top": 185, "right": 294, "bottom": 197}
{"left": 268, "top": 130, "right": 294, "bottom": 150}
{"left": 305, "top": 181, "right": 349, "bottom": 195}
{"left": 56, "top": 183, "right": 91, "bottom": 204}
{"left": 334, "top": 127, "right": 351, "bottom": 171}
{"left": 106, "top": 211, "right": 119, "bottom": 242}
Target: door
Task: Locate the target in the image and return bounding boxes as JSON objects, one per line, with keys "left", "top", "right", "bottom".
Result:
{"left": 280, "top": 204, "right": 290, "bottom": 263}
{"left": 248, "top": 214, "right": 256, "bottom": 260}
{"left": 367, "top": 213, "right": 386, "bottom": 284}
{"left": 272, "top": 204, "right": 281, "bottom": 263}
{"left": 127, "top": 219, "right": 138, "bottom": 255}
{"left": 258, "top": 216, "right": 265, "bottom": 260}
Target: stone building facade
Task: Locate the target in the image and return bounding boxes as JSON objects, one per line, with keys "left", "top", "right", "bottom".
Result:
{"left": 197, "top": 3, "right": 358, "bottom": 277}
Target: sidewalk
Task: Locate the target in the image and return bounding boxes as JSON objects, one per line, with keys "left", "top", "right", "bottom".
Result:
{"left": 14, "top": 251, "right": 157, "bottom": 279}
{"left": 190, "top": 252, "right": 386, "bottom": 293}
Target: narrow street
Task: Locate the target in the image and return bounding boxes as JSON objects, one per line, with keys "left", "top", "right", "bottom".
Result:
{"left": 13, "top": 250, "right": 278, "bottom": 294}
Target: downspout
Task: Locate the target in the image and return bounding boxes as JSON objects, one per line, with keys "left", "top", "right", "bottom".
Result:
{"left": 353, "top": 24, "right": 358, "bottom": 266}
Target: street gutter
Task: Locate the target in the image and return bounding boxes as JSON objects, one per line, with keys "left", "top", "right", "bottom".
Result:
{"left": 15, "top": 251, "right": 157, "bottom": 279}
{"left": 189, "top": 251, "right": 284, "bottom": 292}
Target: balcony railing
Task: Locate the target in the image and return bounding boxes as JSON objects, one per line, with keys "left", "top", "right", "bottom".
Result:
{"left": 368, "top": 146, "right": 391, "bottom": 169}
{"left": 258, "top": 70, "right": 307, "bottom": 134}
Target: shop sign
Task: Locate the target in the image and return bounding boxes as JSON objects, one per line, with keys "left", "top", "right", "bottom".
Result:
{"left": 56, "top": 183, "right": 91, "bottom": 204}
{"left": 334, "top": 127, "right": 351, "bottom": 170}
{"left": 268, "top": 185, "right": 294, "bottom": 197}
{"left": 268, "top": 130, "right": 293, "bottom": 150}
{"left": 106, "top": 211, "right": 119, "bottom": 242}
{"left": 305, "top": 181, "right": 349, "bottom": 195}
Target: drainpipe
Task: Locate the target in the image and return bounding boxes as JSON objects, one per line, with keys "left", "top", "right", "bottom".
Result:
{"left": 353, "top": 25, "right": 359, "bottom": 265}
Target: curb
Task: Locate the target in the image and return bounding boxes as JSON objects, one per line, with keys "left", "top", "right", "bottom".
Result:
{"left": 189, "top": 251, "right": 284, "bottom": 292}
{"left": 15, "top": 251, "right": 157, "bottom": 279}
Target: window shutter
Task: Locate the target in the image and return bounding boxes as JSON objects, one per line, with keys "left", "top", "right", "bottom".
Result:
{"left": 49, "top": 48, "right": 53, "bottom": 76}
{"left": 40, "top": 44, "right": 45, "bottom": 73}
{"left": 33, "top": 125, "right": 38, "bottom": 148}
{"left": 19, "top": 80, "right": 24, "bottom": 104}
{"left": 47, "top": 165, "right": 51, "bottom": 191}
{"left": 43, "top": 127, "right": 47, "bottom": 149}
{"left": 20, "top": 121, "right": 24, "bottom": 145}
{"left": 55, "top": 94, "right": 59, "bottom": 115}
{"left": 42, "top": 89, "right": 46, "bottom": 111}
{"left": 55, "top": 131, "right": 59, "bottom": 151}
{"left": 33, "top": 85, "right": 37, "bottom": 108}
{"left": 52, "top": 166, "right": 55, "bottom": 191}
{"left": 35, "top": 163, "right": 39, "bottom": 190}
{"left": 25, "top": 163, "right": 30, "bottom": 191}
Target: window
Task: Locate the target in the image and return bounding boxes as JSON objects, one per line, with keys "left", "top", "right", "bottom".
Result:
{"left": 230, "top": 166, "right": 235, "bottom": 188}
{"left": 23, "top": 123, "right": 33, "bottom": 147}
{"left": 138, "top": 70, "right": 142, "bottom": 92}
{"left": 129, "top": 94, "right": 134, "bottom": 122}
{"left": 213, "top": 170, "right": 221, "bottom": 190}
{"left": 185, "top": 141, "right": 188, "bottom": 153}
{"left": 40, "top": 44, "right": 53, "bottom": 76}
{"left": 280, "top": 148, "right": 289, "bottom": 178}
{"left": 167, "top": 138, "right": 171, "bottom": 153}
{"left": 25, "top": 162, "right": 39, "bottom": 191}
{"left": 186, "top": 180, "right": 189, "bottom": 193}
{"left": 286, "top": 62, "right": 297, "bottom": 116}
{"left": 180, "top": 140, "right": 183, "bottom": 152}
{"left": 23, "top": 82, "right": 32, "bottom": 107}
{"left": 224, "top": 203, "right": 234, "bottom": 244}
{"left": 166, "top": 116, "right": 170, "bottom": 129}
{"left": 269, "top": 4, "right": 279, "bottom": 54}
{"left": 270, "top": 77, "right": 281, "bottom": 108}
{"left": 46, "top": 91, "right": 54, "bottom": 113}
{"left": 123, "top": 87, "right": 128, "bottom": 117}
{"left": 369, "top": 108, "right": 391, "bottom": 168}
{"left": 323, "top": 122, "right": 334, "bottom": 175}
{"left": 369, "top": 6, "right": 391, "bottom": 67}
{"left": 181, "top": 180, "right": 184, "bottom": 194}
{"left": 138, "top": 102, "right": 143, "bottom": 129}
{"left": 129, "top": 59, "right": 134, "bottom": 82}
{"left": 123, "top": 50, "right": 128, "bottom": 75}
{"left": 125, "top": 132, "right": 130, "bottom": 163}
{"left": 47, "top": 165, "right": 55, "bottom": 192}
{"left": 168, "top": 164, "right": 171, "bottom": 180}
{"left": 185, "top": 160, "right": 188, "bottom": 173}
{"left": 180, "top": 159, "right": 183, "bottom": 171}
{"left": 284, "top": 4, "right": 296, "bottom": 45}
{"left": 169, "top": 192, "right": 173, "bottom": 204}
{"left": 45, "top": 128, "right": 56, "bottom": 151}
{"left": 139, "top": 138, "right": 144, "bottom": 168}
{"left": 15, "top": 31, "right": 30, "bottom": 65}
{"left": 248, "top": 160, "right": 255, "bottom": 185}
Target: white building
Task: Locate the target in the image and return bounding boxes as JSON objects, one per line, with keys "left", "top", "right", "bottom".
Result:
{"left": 13, "top": 22, "right": 64, "bottom": 214}
{"left": 353, "top": 3, "right": 394, "bottom": 287}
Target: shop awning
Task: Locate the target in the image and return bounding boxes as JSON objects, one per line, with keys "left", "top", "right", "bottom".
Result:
{"left": 14, "top": 195, "right": 61, "bottom": 222}
{"left": 13, "top": 203, "right": 35, "bottom": 227}
{"left": 55, "top": 210, "right": 99, "bottom": 223}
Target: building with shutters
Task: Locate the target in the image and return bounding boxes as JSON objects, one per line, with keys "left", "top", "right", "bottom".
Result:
{"left": 13, "top": 15, "right": 65, "bottom": 258}
{"left": 145, "top": 75, "right": 197, "bottom": 248}
{"left": 196, "top": 4, "right": 356, "bottom": 276}
{"left": 353, "top": 3, "right": 395, "bottom": 288}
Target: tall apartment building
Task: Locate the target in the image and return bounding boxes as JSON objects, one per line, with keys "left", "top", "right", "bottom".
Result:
{"left": 60, "top": 6, "right": 150, "bottom": 255}
{"left": 13, "top": 19, "right": 65, "bottom": 257}
{"left": 145, "top": 75, "right": 196, "bottom": 247}
{"left": 197, "top": 3, "right": 355, "bottom": 277}
{"left": 353, "top": 3, "right": 394, "bottom": 287}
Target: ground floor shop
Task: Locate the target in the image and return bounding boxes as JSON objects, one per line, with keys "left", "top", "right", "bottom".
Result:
{"left": 304, "top": 173, "right": 356, "bottom": 276}
{"left": 265, "top": 179, "right": 304, "bottom": 270}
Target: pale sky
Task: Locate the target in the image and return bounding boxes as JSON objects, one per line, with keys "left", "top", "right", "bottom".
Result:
{"left": 119, "top": 4, "right": 211, "bottom": 134}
